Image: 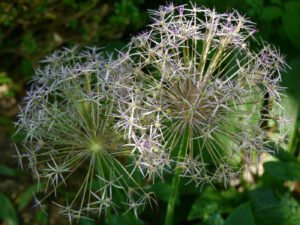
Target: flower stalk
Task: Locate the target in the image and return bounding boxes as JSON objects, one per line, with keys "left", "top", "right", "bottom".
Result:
{"left": 165, "top": 128, "right": 190, "bottom": 225}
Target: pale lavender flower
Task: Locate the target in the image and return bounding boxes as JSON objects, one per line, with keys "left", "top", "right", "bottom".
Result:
{"left": 116, "top": 3, "right": 288, "bottom": 186}
{"left": 15, "top": 47, "right": 153, "bottom": 221}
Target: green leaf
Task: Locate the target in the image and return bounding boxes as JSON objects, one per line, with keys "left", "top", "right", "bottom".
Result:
{"left": 35, "top": 209, "right": 48, "bottom": 225}
{"left": 250, "top": 187, "right": 300, "bottom": 225}
{"left": 264, "top": 161, "right": 300, "bottom": 181}
{"left": 0, "top": 72, "right": 13, "bottom": 84}
{"left": 270, "top": 0, "right": 282, "bottom": 5}
{"left": 110, "top": 214, "right": 144, "bottom": 225}
{"left": 283, "top": 57, "right": 300, "bottom": 100}
{"left": 11, "top": 129, "right": 27, "bottom": 143}
{"left": 246, "top": 0, "right": 264, "bottom": 8}
{"left": 151, "top": 182, "right": 178, "bottom": 203}
{"left": 188, "top": 187, "right": 240, "bottom": 221}
{"left": 224, "top": 203, "right": 255, "bottom": 225}
{"left": 274, "top": 147, "right": 298, "bottom": 163}
{"left": 0, "top": 193, "right": 19, "bottom": 225}
{"left": 104, "top": 40, "right": 127, "bottom": 52}
{"left": 76, "top": 218, "right": 96, "bottom": 225}
{"left": 20, "top": 59, "right": 34, "bottom": 78}
{"left": 207, "top": 213, "right": 224, "bottom": 225}
{"left": 0, "top": 116, "right": 13, "bottom": 126}
{"left": 260, "top": 6, "right": 282, "bottom": 21}
{"left": 178, "top": 180, "right": 200, "bottom": 195}
{"left": 22, "top": 32, "right": 38, "bottom": 54}
{"left": 282, "top": 1, "right": 300, "bottom": 49}
{"left": 17, "top": 183, "right": 45, "bottom": 211}
{"left": 0, "top": 164, "right": 22, "bottom": 178}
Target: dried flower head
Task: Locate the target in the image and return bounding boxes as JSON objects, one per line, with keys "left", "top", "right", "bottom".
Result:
{"left": 15, "top": 47, "right": 152, "bottom": 221}
{"left": 116, "top": 3, "right": 288, "bottom": 186}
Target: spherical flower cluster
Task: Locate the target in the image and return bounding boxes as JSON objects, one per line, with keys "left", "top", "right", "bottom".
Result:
{"left": 15, "top": 3, "right": 289, "bottom": 223}
{"left": 15, "top": 47, "right": 152, "bottom": 221}
{"left": 116, "top": 3, "right": 288, "bottom": 187}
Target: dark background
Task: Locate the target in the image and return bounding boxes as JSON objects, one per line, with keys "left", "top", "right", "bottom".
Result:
{"left": 0, "top": 1, "right": 299, "bottom": 225}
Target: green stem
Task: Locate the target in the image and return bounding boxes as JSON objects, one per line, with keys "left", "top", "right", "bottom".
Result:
{"left": 106, "top": 209, "right": 113, "bottom": 225}
{"left": 164, "top": 129, "right": 190, "bottom": 225}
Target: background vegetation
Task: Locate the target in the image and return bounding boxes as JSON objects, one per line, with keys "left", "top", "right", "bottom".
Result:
{"left": 0, "top": 0, "right": 299, "bottom": 225}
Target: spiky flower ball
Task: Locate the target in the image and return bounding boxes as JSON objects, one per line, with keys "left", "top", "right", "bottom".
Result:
{"left": 116, "top": 3, "right": 288, "bottom": 187}
{"left": 15, "top": 47, "right": 152, "bottom": 221}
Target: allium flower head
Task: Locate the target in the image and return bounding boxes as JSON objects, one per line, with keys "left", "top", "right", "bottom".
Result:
{"left": 116, "top": 3, "right": 288, "bottom": 186}
{"left": 15, "top": 47, "right": 152, "bottom": 221}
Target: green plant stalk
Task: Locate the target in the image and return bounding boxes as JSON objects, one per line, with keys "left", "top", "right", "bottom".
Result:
{"left": 106, "top": 209, "right": 113, "bottom": 225}
{"left": 164, "top": 128, "right": 190, "bottom": 225}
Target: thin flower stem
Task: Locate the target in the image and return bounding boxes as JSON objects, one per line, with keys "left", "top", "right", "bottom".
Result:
{"left": 164, "top": 128, "right": 190, "bottom": 225}
{"left": 107, "top": 209, "right": 113, "bottom": 225}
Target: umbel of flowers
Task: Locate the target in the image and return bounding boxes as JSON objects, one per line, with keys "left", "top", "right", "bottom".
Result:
{"left": 115, "top": 3, "right": 287, "bottom": 225}
{"left": 15, "top": 3, "right": 288, "bottom": 225}
{"left": 117, "top": 3, "right": 287, "bottom": 184}
{"left": 15, "top": 47, "right": 153, "bottom": 222}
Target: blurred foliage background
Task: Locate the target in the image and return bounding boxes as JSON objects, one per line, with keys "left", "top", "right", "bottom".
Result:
{"left": 0, "top": 0, "right": 299, "bottom": 225}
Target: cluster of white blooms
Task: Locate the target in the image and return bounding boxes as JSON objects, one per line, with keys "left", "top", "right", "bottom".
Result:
{"left": 15, "top": 47, "right": 153, "bottom": 221}
{"left": 115, "top": 3, "right": 288, "bottom": 187}
{"left": 16, "top": 3, "right": 289, "bottom": 222}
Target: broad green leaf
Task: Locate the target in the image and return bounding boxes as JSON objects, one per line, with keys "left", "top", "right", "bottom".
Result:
{"left": 273, "top": 147, "right": 298, "bottom": 163}
{"left": 151, "top": 182, "right": 179, "bottom": 203}
{"left": 270, "top": 0, "right": 282, "bottom": 5}
{"left": 178, "top": 180, "right": 200, "bottom": 195}
{"left": 11, "top": 130, "right": 27, "bottom": 143}
{"left": 284, "top": 97, "right": 299, "bottom": 155}
{"left": 22, "top": 32, "right": 37, "bottom": 54}
{"left": 0, "top": 116, "right": 13, "bottom": 126}
{"left": 260, "top": 6, "right": 282, "bottom": 21}
{"left": 0, "top": 72, "right": 12, "bottom": 84}
{"left": 246, "top": 0, "right": 263, "bottom": 8}
{"left": 0, "top": 164, "right": 22, "bottom": 178}
{"left": 224, "top": 203, "right": 255, "bottom": 225}
{"left": 0, "top": 193, "right": 19, "bottom": 225}
{"left": 17, "top": 183, "right": 45, "bottom": 210}
{"left": 20, "top": 59, "right": 34, "bottom": 79}
{"left": 207, "top": 213, "right": 224, "bottom": 225}
{"left": 283, "top": 57, "right": 300, "bottom": 101}
{"left": 264, "top": 161, "right": 300, "bottom": 181}
{"left": 282, "top": 1, "right": 300, "bottom": 49}
{"left": 35, "top": 209, "right": 48, "bottom": 225}
{"left": 110, "top": 214, "right": 144, "bottom": 225}
{"left": 188, "top": 187, "right": 240, "bottom": 221}
{"left": 250, "top": 187, "right": 300, "bottom": 225}
{"left": 76, "top": 218, "right": 96, "bottom": 225}
{"left": 104, "top": 40, "right": 127, "bottom": 52}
